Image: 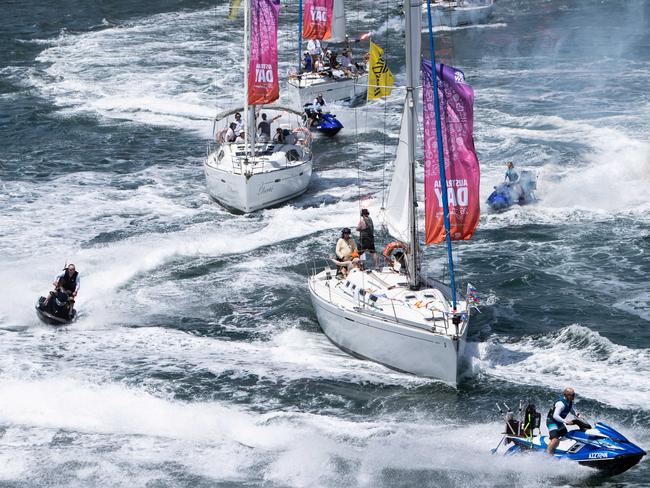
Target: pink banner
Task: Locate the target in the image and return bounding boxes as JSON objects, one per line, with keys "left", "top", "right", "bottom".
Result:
{"left": 422, "top": 59, "right": 480, "bottom": 245}
{"left": 248, "top": 0, "right": 280, "bottom": 105}
{"left": 303, "top": 0, "right": 333, "bottom": 40}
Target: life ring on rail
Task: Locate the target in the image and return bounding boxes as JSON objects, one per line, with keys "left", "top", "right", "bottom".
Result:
{"left": 382, "top": 241, "right": 407, "bottom": 259}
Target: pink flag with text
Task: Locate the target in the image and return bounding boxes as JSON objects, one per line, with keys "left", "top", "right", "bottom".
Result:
{"left": 303, "top": 0, "right": 333, "bottom": 40}
{"left": 248, "top": 0, "right": 280, "bottom": 105}
{"left": 422, "top": 59, "right": 480, "bottom": 244}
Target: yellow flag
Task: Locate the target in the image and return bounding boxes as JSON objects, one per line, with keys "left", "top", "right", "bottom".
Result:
{"left": 229, "top": 0, "right": 242, "bottom": 20}
{"left": 367, "top": 41, "right": 394, "bottom": 100}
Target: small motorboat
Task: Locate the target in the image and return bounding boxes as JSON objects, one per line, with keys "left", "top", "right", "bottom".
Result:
{"left": 486, "top": 170, "right": 537, "bottom": 211}
{"left": 35, "top": 289, "right": 77, "bottom": 326}
{"left": 303, "top": 104, "right": 343, "bottom": 137}
{"left": 493, "top": 402, "right": 646, "bottom": 477}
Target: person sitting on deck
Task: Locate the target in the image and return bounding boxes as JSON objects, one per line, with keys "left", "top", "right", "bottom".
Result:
{"left": 302, "top": 51, "right": 312, "bottom": 73}
{"left": 336, "top": 227, "right": 358, "bottom": 262}
{"left": 225, "top": 122, "right": 238, "bottom": 142}
{"left": 330, "top": 256, "right": 362, "bottom": 278}
{"left": 272, "top": 127, "right": 286, "bottom": 144}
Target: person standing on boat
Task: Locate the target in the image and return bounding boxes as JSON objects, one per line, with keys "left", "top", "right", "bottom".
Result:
{"left": 546, "top": 387, "right": 580, "bottom": 455}
{"left": 257, "top": 113, "right": 281, "bottom": 143}
{"left": 356, "top": 208, "right": 379, "bottom": 267}
{"left": 307, "top": 39, "right": 322, "bottom": 72}
{"left": 234, "top": 112, "right": 245, "bottom": 138}
{"left": 504, "top": 161, "right": 519, "bottom": 184}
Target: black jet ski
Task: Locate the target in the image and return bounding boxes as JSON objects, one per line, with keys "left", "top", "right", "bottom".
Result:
{"left": 35, "top": 289, "right": 77, "bottom": 326}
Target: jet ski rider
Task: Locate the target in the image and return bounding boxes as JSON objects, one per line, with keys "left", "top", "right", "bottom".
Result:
{"left": 54, "top": 264, "right": 80, "bottom": 298}
{"left": 546, "top": 387, "right": 580, "bottom": 455}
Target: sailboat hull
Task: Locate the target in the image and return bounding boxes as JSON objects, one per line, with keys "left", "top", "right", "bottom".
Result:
{"left": 309, "top": 282, "right": 467, "bottom": 386}
{"left": 287, "top": 73, "right": 369, "bottom": 106}
{"left": 204, "top": 159, "right": 312, "bottom": 213}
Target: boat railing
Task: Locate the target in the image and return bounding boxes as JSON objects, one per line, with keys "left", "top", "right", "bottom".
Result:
{"left": 308, "top": 259, "right": 453, "bottom": 335}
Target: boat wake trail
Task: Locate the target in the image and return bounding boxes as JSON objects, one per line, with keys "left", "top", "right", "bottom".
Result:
{"left": 470, "top": 324, "right": 650, "bottom": 410}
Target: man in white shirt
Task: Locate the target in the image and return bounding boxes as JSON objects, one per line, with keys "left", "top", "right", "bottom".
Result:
{"left": 233, "top": 112, "right": 245, "bottom": 137}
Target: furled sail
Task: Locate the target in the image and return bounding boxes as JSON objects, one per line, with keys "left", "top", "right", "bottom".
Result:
{"left": 248, "top": 0, "right": 281, "bottom": 105}
{"left": 421, "top": 59, "right": 480, "bottom": 244}
{"left": 302, "top": 0, "right": 334, "bottom": 40}
{"left": 384, "top": 101, "right": 411, "bottom": 244}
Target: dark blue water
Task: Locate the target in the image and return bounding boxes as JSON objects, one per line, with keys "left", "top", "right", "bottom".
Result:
{"left": 0, "top": 1, "right": 648, "bottom": 486}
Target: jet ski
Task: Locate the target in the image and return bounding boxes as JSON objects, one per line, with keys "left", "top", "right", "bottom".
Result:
{"left": 486, "top": 170, "right": 537, "bottom": 211}
{"left": 35, "top": 289, "right": 77, "bottom": 326}
{"left": 303, "top": 103, "right": 343, "bottom": 137}
{"left": 493, "top": 402, "right": 646, "bottom": 477}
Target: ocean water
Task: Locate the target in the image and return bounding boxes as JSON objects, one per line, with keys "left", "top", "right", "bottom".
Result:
{"left": 0, "top": 0, "right": 649, "bottom": 486}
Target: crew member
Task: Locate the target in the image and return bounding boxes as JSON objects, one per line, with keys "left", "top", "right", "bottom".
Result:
{"left": 257, "top": 113, "right": 281, "bottom": 142}
{"left": 53, "top": 263, "right": 80, "bottom": 297}
{"left": 356, "top": 208, "right": 378, "bottom": 267}
{"left": 234, "top": 112, "right": 245, "bottom": 138}
{"left": 335, "top": 227, "right": 358, "bottom": 261}
{"left": 546, "top": 387, "right": 579, "bottom": 455}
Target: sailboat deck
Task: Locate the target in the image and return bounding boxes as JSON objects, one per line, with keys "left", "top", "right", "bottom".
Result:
{"left": 309, "top": 267, "right": 468, "bottom": 338}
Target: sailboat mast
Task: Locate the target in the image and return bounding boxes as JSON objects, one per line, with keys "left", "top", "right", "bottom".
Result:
{"left": 405, "top": 0, "right": 421, "bottom": 288}
{"left": 425, "top": 0, "right": 458, "bottom": 309}
{"left": 297, "top": 0, "right": 303, "bottom": 74}
{"left": 244, "top": 0, "right": 250, "bottom": 156}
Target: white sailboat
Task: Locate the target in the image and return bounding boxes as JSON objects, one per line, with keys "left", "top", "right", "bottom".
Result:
{"left": 308, "top": 0, "right": 481, "bottom": 386}
{"left": 205, "top": 0, "right": 313, "bottom": 213}
{"left": 286, "top": 0, "right": 369, "bottom": 106}
{"left": 422, "top": 0, "right": 494, "bottom": 28}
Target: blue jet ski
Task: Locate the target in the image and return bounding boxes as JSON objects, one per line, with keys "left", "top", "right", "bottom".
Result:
{"left": 493, "top": 402, "right": 646, "bottom": 477}
{"left": 35, "top": 289, "right": 77, "bottom": 326}
{"left": 487, "top": 170, "right": 537, "bottom": 211}
{"left": 303, "top": 104, "right": 343, "bottom": 137}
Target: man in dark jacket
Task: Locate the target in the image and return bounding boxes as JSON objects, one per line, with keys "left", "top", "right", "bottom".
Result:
{"left": 356, "top": 208, "right": 378, "bottom": 267}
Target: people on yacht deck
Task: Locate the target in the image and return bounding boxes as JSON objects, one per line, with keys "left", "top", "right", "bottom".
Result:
{"left": 234, "top": 112, "right": 245, "bottom": 137}
{"left": 225, "top": 122, "right": 238, "bottom": 142}
{"left": 339, "top": 49, "right": 356, "bottom": 75}
{"left": 504, "top": 161, "right": 519, "bottom": 184}
{"left": 336, "top": 227, "right": 358, "bottom": 261}
{"left": 258, "top": 113, "right": 281, "bottom": 142}
{"left": 546, "top": 387, "right": 580, "bottom": 455}
{"left": 273, "top": 127, "right": 286, "bottom": 144}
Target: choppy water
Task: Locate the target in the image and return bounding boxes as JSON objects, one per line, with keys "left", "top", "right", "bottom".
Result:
{"left": 1, "top": 0, "right": 649, "bottom": 486}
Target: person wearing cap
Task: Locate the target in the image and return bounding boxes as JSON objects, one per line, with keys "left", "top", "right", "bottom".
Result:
{"left": 356, "top": 208, "right": 378, "bottom": 267}
{"left": 546, "top": 387, "right": 580, "bottom": 455}
{"left": 335, "top": 227, "right": 358, "bottom": 261}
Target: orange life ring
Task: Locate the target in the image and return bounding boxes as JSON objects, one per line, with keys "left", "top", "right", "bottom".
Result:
{"left": 382, "top": 240, "right": 407, "bottom": 259}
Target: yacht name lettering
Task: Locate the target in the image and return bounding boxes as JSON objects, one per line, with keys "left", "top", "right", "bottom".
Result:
{"left": 588, "top": 452, "right": 608, "bottom": 459}
{"left": 309, "top": 7, "right": 327, "bottom": 23}
{"left": 255, "top": 64, "right": 274, "bottom": 83}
